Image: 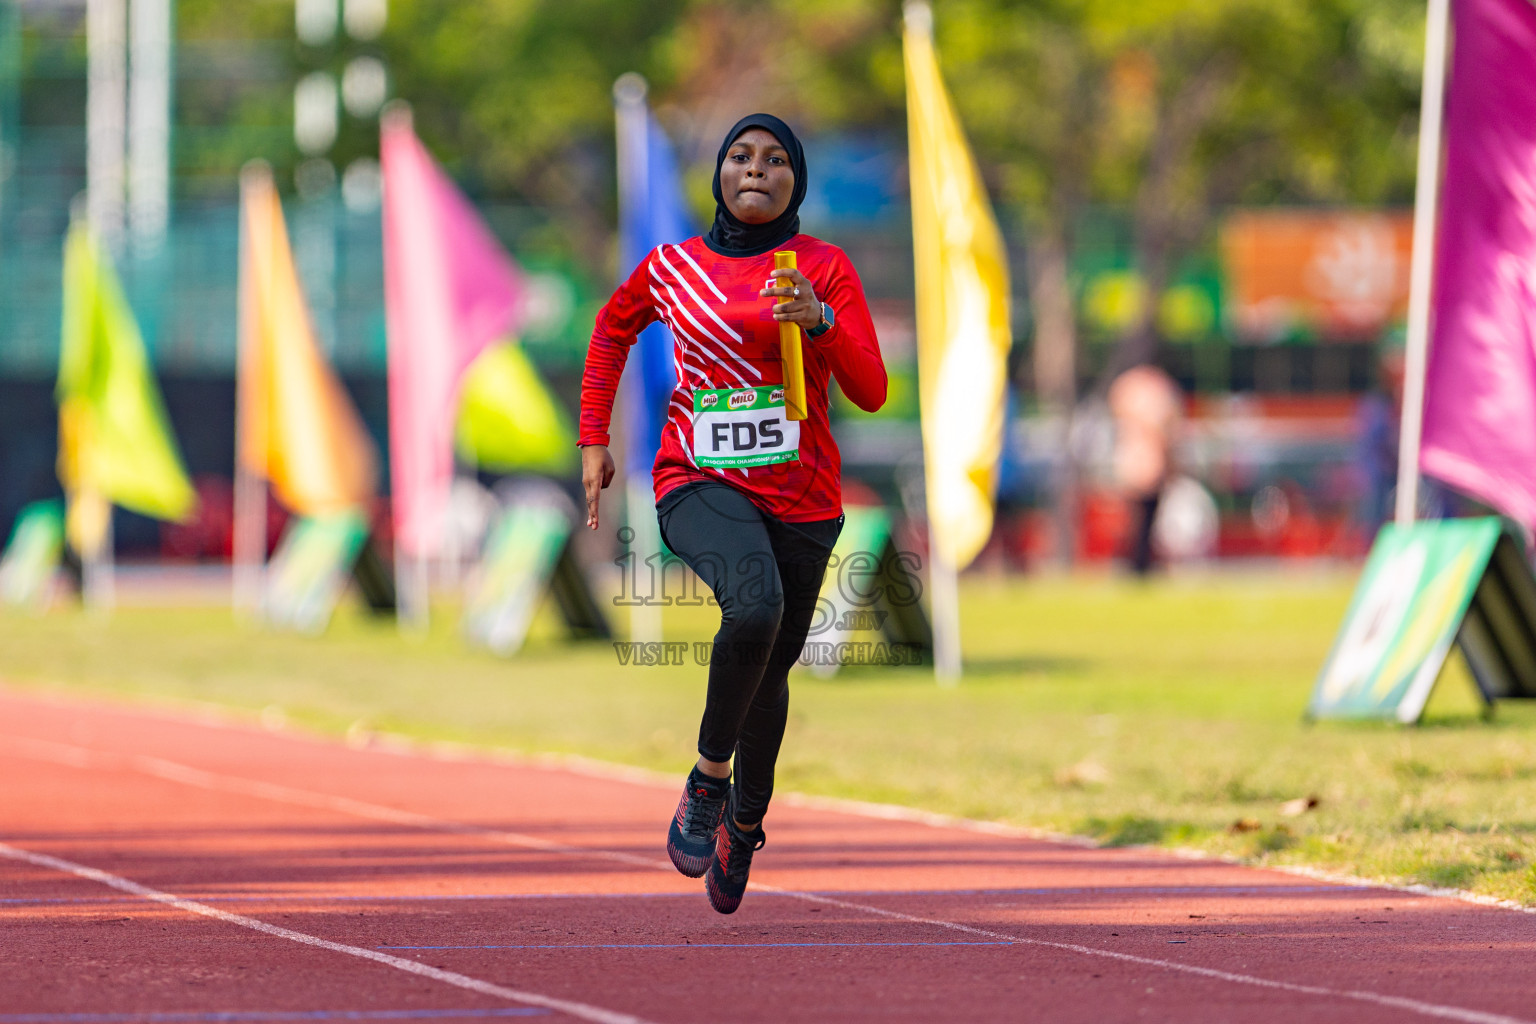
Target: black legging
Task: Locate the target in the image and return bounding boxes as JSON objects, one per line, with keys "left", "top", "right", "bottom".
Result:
{"left": 656, "top": 479, "right": 842, "bottom": 825}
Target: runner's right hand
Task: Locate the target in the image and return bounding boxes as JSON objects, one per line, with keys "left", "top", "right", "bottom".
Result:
{"left": 581, "top": 444, "right": 616, "bottom": 530}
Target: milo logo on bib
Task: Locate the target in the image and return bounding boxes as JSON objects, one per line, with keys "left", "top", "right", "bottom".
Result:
{"left": 692, "top": 385, "right": 801, "bottom": 469}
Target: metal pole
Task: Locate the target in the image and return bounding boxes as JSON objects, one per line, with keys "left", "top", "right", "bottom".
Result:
{"left": 927, "top": 519, "right": 961, "bottom": 686}
{"left": 1395, "top": 0, "right": 1451, "bottom": 527}
{"left": 233, "top": 163, "right": 268, "bottom": 619}
{"left": 905, "top": 1, "right": 962, "bottom": 684}
{"left": 86, "top": 0, "right": 126, "bottom": 253}
{"left": 400, "top": 552, "right": 430, "bottom": 634}
{"left": 82, "top": 497, "right": 116, "bottom": 616}
{"left": 614, "top": 73, "right": 663, "bottom": 644}
{"left": 128, "top": 0, "right": 170, "bottom": 258}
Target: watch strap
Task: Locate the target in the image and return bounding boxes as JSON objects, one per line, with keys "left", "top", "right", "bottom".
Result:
{"left": 806, "top": 302, "right": 833, "bottom": 338}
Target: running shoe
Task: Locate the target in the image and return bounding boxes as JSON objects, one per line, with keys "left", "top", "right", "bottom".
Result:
{"left": 666, "top": 768, "right": 730, "bottom": 877}
{"left": 705, "top": 810, "right": 766, "bottom": 915}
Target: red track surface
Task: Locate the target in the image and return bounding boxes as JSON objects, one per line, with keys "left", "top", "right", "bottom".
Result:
{"left": 2, "top": 688, "right": 1534, "bottom": 1023}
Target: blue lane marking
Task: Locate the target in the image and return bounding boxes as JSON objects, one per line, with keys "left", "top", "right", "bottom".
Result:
{"left": 379, "top": 941, "right": 1014, "bottom": 951}
{"left": 0, "top": 884, "right": 1375, "bottom": 908}
{"left": 0, "top": 1011, "right": 548, "bottom": 1023}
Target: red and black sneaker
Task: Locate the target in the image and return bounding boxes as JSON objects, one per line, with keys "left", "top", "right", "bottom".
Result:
{"left": 705, "top": 812, "right": 766, "bottom": 915}
{"left": 666, "top": 768, "right": 730, "bottom": 878}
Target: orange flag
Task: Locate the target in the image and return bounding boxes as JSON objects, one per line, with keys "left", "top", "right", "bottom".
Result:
{"left": 237, "top": 164, "right": 377, "bottom": 515}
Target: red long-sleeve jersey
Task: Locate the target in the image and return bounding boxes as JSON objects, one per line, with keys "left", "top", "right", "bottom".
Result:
{"left": 580, "top": 234, "right": 887, "bottom": 522}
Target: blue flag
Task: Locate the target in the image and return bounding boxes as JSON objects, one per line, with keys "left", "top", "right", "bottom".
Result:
{"left": 616, "top": 93, "right": 694, "bottom": 479}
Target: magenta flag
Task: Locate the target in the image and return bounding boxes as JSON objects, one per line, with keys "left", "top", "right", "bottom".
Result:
{"left": 1421, "top": 0, "right": 1536, "bottom": 530}
{"left": 382, "top": 108, "right": 526, "bottom": 560}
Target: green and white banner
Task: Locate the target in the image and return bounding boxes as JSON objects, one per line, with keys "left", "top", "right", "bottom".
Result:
{"left": 1309, "top": 517, "right": 1536, "bottom": 723}
{"left": 808, "top": 504, "right": 931, "bottom": 677}
{"left": 0, "top": 500, "right": 65, "bottom": 611}
{"left": 264, "top": 509, "right": 372, "bottom": 634}
{"left": 462, "top": 503, "right": 572, "bottom": 656}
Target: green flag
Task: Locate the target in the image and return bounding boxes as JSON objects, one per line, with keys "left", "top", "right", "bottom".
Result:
{"left": 57, "top": 223, "right": 195, "bottom": 550}
{"left": 455, "top": 340, "right": 577, "bottom": 475}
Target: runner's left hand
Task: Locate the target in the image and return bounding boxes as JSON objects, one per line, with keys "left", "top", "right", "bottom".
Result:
{"left": 761, "top": 269, "right": 821, "bottom": 330}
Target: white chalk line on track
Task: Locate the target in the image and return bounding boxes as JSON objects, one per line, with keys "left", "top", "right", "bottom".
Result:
{"left": 2, "top": 735, "right": 1533, "bottom": 1024}
{"left": 0, "top": 839, "right": 657, "bottom": 1024}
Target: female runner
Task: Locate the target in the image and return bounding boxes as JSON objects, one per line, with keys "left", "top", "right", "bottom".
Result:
{"left": 578, "top": 113, "right": 887, "bottom": 913}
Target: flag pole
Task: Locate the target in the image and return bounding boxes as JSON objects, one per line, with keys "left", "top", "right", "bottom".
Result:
{"left": 80, "top": 493, "right": 115, "bottom": 615}
{"left": 81, "top": 0, "right": 122, "bottom": 614}
{"left": 232, "top": 162, "right": 267, "bottom": 618}
{"left": 1395, "top": 0, "right": 1451, "bottom": 528}
{"left": 397, "top": 549, "right": 429, "bottom": 633}
{"left": 86, "top": 0, "right": 126, "bottom": 254}
{"left": 614, "top": 72, "right": 663, "bottom": 644}
{"left": 381, "top": 101, "right": 431, "bottom": 636}
{"left": 906, "top": 0, "right": 963, "bottom": 686}
{"left": 927, "top": 519, "right": 961, "bottom": 687}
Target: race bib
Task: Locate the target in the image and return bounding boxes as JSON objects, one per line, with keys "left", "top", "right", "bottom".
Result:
{"left": 692, "top": 386, "right": 801, "bottom": 468}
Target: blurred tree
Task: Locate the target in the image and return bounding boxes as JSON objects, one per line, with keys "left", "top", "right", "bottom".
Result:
{"left": 381, "top": 0, "right": 901, "bottom": 262}
{"left": 164, "top": 0, "right": 1423, "bottom": 351}
{"left": 174, "top": 0, "right": 296, "bottom": 201}
{"left": 381, "top": 0, "right": 690, "bottom": 261}
{"left": 920, "top": 0, "right": 1421, "bottom": 383}
{"left": 893, "top": 0, "right": 1421, "bottom": 561}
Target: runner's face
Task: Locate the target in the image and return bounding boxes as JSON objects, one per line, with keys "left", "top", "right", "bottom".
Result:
{"left": 720, "top": 129, "right": 794, "bottom": 225}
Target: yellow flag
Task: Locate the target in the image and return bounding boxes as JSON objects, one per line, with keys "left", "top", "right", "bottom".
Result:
{"left": 237, "top": 165, "right": 377, "bottom": 515}
{"left": 57, "top": 223, "right": 196, "bottom": 555}
{"left": 455, "top": 340, "right": 577, "bottom": 475}
{"left": 904, "top": 2, "right": 1012, "bottom": 570}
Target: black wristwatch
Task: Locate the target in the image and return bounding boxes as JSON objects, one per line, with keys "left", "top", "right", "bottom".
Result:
{"left": 806, "top": 301, "right": 835, "bottom": 338}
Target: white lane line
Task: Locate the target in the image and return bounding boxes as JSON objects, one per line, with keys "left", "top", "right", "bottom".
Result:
{"left": 3, "top": 736, "right": 1531, "bottom": 1024}
{"left": 0, "top": 842, "right": 659, "bottom": 1024}
{"left": 751, "top": 884, "right": 1534, "bottom": 1024}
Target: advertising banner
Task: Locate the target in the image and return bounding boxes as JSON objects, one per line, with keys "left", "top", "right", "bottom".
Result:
{"left": 809, "top": 505, "right": 931, "bottom": 677}
{"left": 1221, "top": 210, "right": 1412, "bottom": 343}
{"left": 462, "top": 503, "right": 572, "bottom": 656}
{"left": 1309, "top": 518, "right": 1536, "bottom": 722}
{"left": 264, "top": 509, "right": 372, "bottom": 634}
{"left": 0, "top": 500, "right": 65, "bottom": 610}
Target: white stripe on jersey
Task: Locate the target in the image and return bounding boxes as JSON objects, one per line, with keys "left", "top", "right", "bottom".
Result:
{"left": 651, "top": 245, "right": 767, "bottom": 480}
{"left": 670, "top": 243, "right": 729, "bottom": 304}
{"left": 648, "top": 266, "right": 743, "bottom": 368}
{"left": 648, "top": 287, "right": 712, "bottom": 388}
{"left": 668, "top": 397, "right": 700, "bottom": 469}
{"left": 650, "top": 253, "right": 762, "bottom": 380}
{"left": 679, "top": 356, "right": 709, "bottom": 387}
{"left": 649, "top": 285, "right": 743, "bottom": 389}
{"left": 651, "top": 255, "right": 763, "bottom": 390}
{"left": 648, "top": 272, "right": 754, "bottom": 387}
{"left": 657, "top": 246, "right": 742, "bottom": 343}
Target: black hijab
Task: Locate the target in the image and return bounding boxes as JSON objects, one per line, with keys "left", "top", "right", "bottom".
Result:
{"left": 703, "top": 113, "right": 807, "bottom": 257}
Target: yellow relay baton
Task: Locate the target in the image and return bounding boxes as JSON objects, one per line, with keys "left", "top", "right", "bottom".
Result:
{"left": 774, "top": 250, "right": 808, "bottom": 421}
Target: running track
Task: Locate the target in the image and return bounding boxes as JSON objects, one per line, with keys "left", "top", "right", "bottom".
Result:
{"left": 2, "top": 690, "right": 1533, "bottom": 1023}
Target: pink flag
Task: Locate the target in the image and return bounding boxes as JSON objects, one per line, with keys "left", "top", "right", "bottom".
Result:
{"left": 382, "top": 107, "right": 525, "bottom": 561}
{"left": 1421, "top": 0, "right": 1536, "bottom": 531}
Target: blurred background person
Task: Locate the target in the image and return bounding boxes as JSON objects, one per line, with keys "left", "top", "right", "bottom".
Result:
{"left": 1353, "top": 348, "right": 1402, "bottom": 546}
{"left": 1108, "top": 361, "right": 1182, "bottom": 576}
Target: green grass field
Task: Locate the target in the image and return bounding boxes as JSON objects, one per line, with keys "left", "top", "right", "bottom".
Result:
{"left": 5, "top": 570, "right": 1536, "bottom": 906}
